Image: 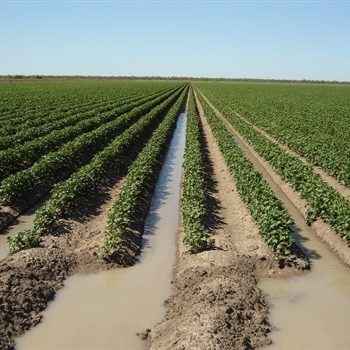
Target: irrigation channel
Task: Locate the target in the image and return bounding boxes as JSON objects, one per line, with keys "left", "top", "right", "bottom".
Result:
{"left": 237, "top": 128, "right": 350, "bottom": 348}
{"left": 259, "top": 214, "right": 350, "bottom": 349}
{"left": 14, "top": 112, "right": 187, "bottom": 350}
{"left": 0, "top": 198, "right": 49, "bottom": 261}
{"left": 2, "top": 103, "right": 350, "bottom": 349}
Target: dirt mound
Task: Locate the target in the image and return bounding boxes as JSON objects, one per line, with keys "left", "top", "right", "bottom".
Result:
{"left": 0, "top": 248, "right": 77, "bottom": 350}
{"left": 149, "top": 251, "right": 271, "bottom": 350}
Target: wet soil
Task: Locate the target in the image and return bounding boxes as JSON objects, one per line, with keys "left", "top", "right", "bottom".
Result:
{"left": 1, "top": 89, "right": 348, "bottom": 350}
{"left": 0, "top": 248, "right": 77, "bottom": 350}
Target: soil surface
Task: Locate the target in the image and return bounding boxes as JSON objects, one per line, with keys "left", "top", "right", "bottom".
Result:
{"left": 1, "top": 89, "right": 348, "bottom": 350}
{"left": 0, "top": 248, "right": 77, "bottom": 350}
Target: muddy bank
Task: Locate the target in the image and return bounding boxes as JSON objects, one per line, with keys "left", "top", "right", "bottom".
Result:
{"left": 0, "top": 207, "right": 19, "bottom": 233}
{"left": 147, "top": 229, "right": 307, "bottom": 350}
{"left": 0, "top": 180, "right": 154, "bottom": 350}
{"left": 0, "top": 166, "right": 143, "bottom": 350}
{"left": 147, "top": 237, "right": 308, "bottom": 350}
{"left": 0, "top": 248, "right": 76, "bottom": 350}
{"left": 150, "top": 251, "right": 271, "bottom": 350}
{"left": 148, "top": 243, "right": 308, "bottom": 350}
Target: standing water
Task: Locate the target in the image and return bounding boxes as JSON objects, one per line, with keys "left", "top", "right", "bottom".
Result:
{"left": 0, "top": 216, "right": 35, "bottom": 260}
{"left": 15, "top": 113, "right": 187, "bottom": 350}
{"left": 259, "top": 203, "right": 350, "bottom": 349}
{"left": 0, "top": 199, "right": 48, "bottom": 261}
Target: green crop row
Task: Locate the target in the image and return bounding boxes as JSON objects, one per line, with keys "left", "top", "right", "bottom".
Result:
{"left": 100, "top": 88, "right": 188, "bottom": 259}
{"left": 0, "top": 87, "right": 102, "bottom": 133}
{"left": 7, "top": 86, "right": 187, "bottom": 253}
{"left": 181, "top": 90, "right": 212, "bottom": 253}
{"left": 196, "top": 91, "right": 295, "bottom": 255}
{"left": 0, "top": 84, "right": 177, "bottom": 148}
{"left": 0, "top": 80, "right": 179, "bottom": 134}
{"left": 195, "top": 82, "right": 350, "bottom": 187}
{"left": 0, "top": 87, "right": 184, "bottom": 206}
{"left": 203, "top": 92, "right": 350, "bottom": 244}
{"left": 0, "top": 94, "right": 133, "bottom": 150}
{"left": 0, "top": 85, "right": 182, "bottom": 181}
{"left": 0, "top": 97, "right": 115, "bottom": 138}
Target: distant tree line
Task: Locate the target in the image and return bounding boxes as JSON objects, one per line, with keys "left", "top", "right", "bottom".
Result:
{"left": 0, "top": 74, "right": 349, "bottom": 85}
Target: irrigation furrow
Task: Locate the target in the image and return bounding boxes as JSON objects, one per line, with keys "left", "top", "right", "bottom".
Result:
{"left": 13, "top": 93, "right": 188, "bottom": 350}
{"left": 100, "top": 86, "right": 188, "bottom": 258}
{"left": 195, "top": 90, "right": 297, "bottom": 255}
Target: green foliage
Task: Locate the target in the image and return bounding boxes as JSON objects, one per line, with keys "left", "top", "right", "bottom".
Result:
{"left": 196, "top": 83, "right": 350, "bottom": 244}
{"left": 6, "top": 84, "right": 187, "bottom": 253}
{"left": 181, "top": 90, "right": 212, "bottom": 253}
{"left": 196, "top": 91, "right": 294, "bottom": 255}
{"left": 0, "top": 85, "right": 184, "bottom": 206}
{"left": 100, "top": 88, "right": 188, "bottom": 259}
{"left": 7, "top": 229, "right": 40, "bottom": 254}
{"left": 195, "top": 82, "right": 350, "bottom": 187}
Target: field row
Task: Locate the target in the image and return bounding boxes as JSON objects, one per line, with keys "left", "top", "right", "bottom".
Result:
{"left": 0, "top": 80, "right": 175, "bottom": 126}
{"left": 1, "top": 80, "right": 349, "bottom": 263}
{"left": 195, "top": 82, "right": 350, "bottom": 187}
{"left": 194, "top": 83, "right": 350, "bottom": 249}
{"left": 4, "top": 83, "right": 188, "bottom": 256}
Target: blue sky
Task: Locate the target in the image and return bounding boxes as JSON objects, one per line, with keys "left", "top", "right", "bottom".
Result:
{"left": 1, "top": 0, "right": 349, "bottom": 81}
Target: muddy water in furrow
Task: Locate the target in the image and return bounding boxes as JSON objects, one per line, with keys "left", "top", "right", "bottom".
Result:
{"left": 259, "top": 217, "right": 350, "bottom": 349}
{"left": 0, "top": 218, "right": 31, "bottom": 260}
{"left": 15, "top": 113, "right": 186, "bottom": 350}
{"left": 224, "top": 117, "right": 350, "bottom": 348}
{"left": 0, "top": 200, "right": 48, "bottom": 261}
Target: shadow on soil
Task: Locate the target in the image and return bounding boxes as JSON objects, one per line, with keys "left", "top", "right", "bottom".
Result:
{"left": 198, "top": 106, "right": 225, "bottom": 236}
